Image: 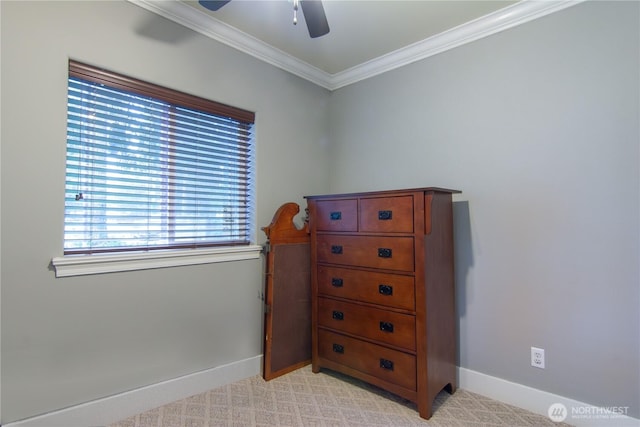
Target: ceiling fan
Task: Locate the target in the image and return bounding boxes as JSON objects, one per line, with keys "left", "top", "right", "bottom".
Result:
{"left": 198, "top": 0, "right": 330, "bottom": 38}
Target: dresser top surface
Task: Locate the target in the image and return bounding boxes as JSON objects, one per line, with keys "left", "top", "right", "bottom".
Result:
{"left": 305, "top": 187, "right": 461, "bottom": 200}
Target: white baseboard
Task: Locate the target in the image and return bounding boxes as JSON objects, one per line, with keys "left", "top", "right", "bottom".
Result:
{"left": 459, "top": 367, "right": 640, "bottom": 426}
{"left": 6, "top": 360, "right": 637, "bottom": 427}
{"left": 5, "top": 355, "right": 262, "bottom": 427}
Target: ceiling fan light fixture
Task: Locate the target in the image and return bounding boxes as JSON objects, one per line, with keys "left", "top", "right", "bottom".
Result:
{"left": 198, "top": 0, "right": 329, "bottom": 39}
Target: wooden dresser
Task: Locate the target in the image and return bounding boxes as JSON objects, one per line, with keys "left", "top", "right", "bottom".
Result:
{"left": 305, "top": 187, "right": 460, "bottom": 419}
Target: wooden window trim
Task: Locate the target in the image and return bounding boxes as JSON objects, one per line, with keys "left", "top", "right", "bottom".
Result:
{"left": 68, "top": 60, "right": 255, "bottom": 124}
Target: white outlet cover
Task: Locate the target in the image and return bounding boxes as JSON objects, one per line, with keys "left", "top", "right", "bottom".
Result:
{"left": 531, "top": 346, "right": 545, "bottom": 369}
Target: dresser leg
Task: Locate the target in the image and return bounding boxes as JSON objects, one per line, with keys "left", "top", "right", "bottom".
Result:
{"left": 418, "top": 402, "right": 433, "bottom": 420}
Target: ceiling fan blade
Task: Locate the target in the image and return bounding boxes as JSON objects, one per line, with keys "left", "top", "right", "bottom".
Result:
{"left": 300, "top": 0, "right": 330, "bottom": 38}
{"left": 198, "top": 0, "right": 231, "bottom": 12}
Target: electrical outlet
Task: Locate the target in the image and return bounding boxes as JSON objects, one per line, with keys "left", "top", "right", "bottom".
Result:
{"left": 531, "top": 347, "right": 545, "bottom": 369}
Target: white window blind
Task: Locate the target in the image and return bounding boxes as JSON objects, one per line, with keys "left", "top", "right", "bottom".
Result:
{"left": 64, "top": 61, "right": 255, "bottom": 255}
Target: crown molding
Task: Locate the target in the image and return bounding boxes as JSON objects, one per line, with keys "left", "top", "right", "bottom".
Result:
{"left": 330, "top": 0, "right": 585, "bottom": 90}
{"left": 129, "top": 0, "right": 334, "bottom": 89}
{"left": 128, "top": 0, "right": 584, "bottom": 91}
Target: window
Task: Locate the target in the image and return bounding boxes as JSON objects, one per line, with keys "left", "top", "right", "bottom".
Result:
{"left": 64, "top": 60, "right": 255, "bottom": 255}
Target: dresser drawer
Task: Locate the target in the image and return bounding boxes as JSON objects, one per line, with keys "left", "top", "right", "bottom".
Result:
{"left": 314, "top": 199, "right": 358, "bottom": 232}
{"left": 318, "top": 266, "right": 415, "bottom": 311}
{"left": 318, "top": 298, "right": 416, "bottom": 350}
{"left": 360, "top": 196, "right": 414, "bottom": 233}
{"left": 317, "top": 235, "right": 414, "bottom": 272}
{"left": 318, "top": 329, "right": 417, "bottom": 391}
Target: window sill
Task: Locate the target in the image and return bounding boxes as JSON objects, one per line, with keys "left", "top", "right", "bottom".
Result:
{"left": 51, "top": 245, "right": 263, "bottom": 278}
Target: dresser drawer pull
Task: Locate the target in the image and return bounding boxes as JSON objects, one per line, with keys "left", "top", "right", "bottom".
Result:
{"left": 379, "top": 321, "right": 394, "bottom": 333}
{"left": 331, "top": 245, "right": 343, "bottom": 254}
{"left": 332, "top": 310, "right": 344, "bottom": 320}
{"left": 378, "top": 248, "right": 392, "bottom": 258}
{"left": 330, "top": 211, "right": 342, "bottom": 220}
{"left": 331, "top": 278, "right": 344, "bottom": 287}
{"left": 378, "top": 284, "right": 393, "bottom": 295}
{"left": 378, "top": 210, "right": 393, "bottom": 220}
{"left": 380, "top": 358, "right": 394, "bottom": 371}
{"left": 333, "top": 344, "right": 344, "bottom": 354}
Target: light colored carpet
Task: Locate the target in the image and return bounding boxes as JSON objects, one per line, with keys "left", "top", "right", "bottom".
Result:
{"left": 109, "top": 365, "right": 568, "bottom": 427}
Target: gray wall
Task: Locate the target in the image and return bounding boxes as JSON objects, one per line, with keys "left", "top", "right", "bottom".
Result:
{"left": 1, "top": 1, "right": 330, "bottom": 423}
{"left": 328, "top": 0, "right": 639, "bottom": 418}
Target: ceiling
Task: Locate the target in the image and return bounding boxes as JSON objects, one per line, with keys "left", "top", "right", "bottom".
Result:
{"left": 182, "top": 0, "right": 517, "bottom": 74}
{"left": 130, "top": 0, "right": 581, "bottom": 90}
